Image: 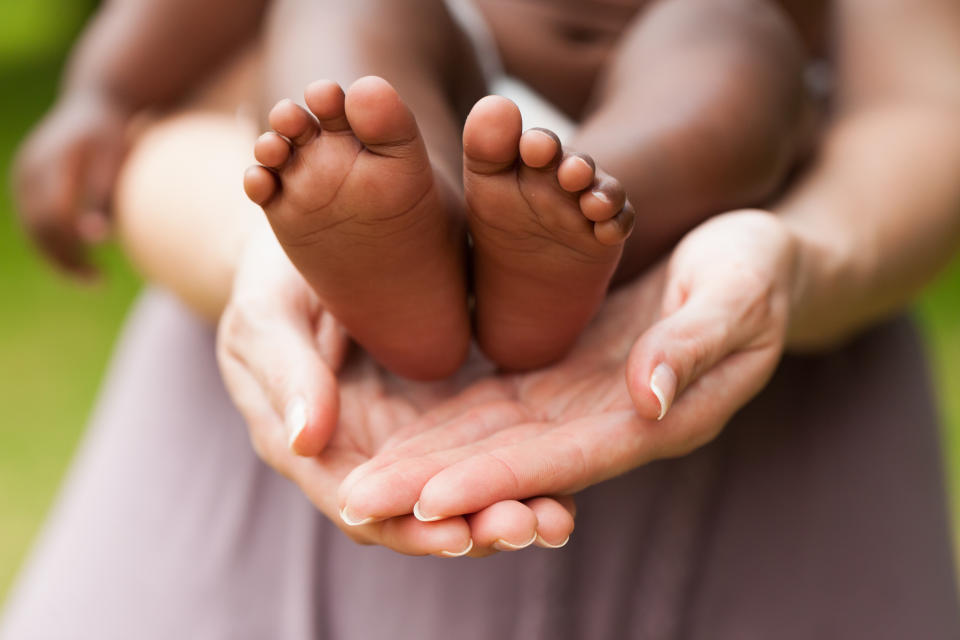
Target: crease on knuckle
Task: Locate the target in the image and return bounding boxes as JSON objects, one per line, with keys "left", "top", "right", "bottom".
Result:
{"left": 217, "top": 304, "right": 254, "bottom": 358}
{"left": 481, "top": 450, "right": 522, "bottom": 497}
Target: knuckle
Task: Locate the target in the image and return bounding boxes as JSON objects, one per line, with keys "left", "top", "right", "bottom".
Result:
{"left": 218, "top": 300, "right": 261, "bottom": 350}
{"left": 685, "top": 334, "right": 714, "bottom": 378}
{"left": 726, "top": 262, "right": 779, "bottom": 330}
{"left": 740, "top": 284, "right": 775, "bottom": 328}
{"left": 664, "top": 323, "right": 712, "bottom": 377}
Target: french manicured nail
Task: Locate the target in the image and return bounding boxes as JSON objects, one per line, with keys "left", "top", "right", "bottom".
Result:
{"left": 439, "top": 539, "right": 473, "bottom": 558}
{"left": 493, "top": 532, "right": 538, "bottom": 552}
{"left": 413, "top": 501, "right": 443, "bottom": 522}
{"left": 339, "top": 506, "right": 374, "bottom": 527}
{"left": 649, "top": 363, "right": 678, "bottom": 421}
{"left": 284, "top": 396, "right": 308, "bottom": 450}
{"left": 534, "top": 534, "right": 570, "bottom": 549}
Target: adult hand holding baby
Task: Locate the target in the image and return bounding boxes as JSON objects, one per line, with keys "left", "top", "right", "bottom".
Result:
{"left": 335, "top": 210, "right": 793, "bottom": 526}
{"left": 218, "top": 208, "right": 794, "bottom": 555}
{"left": 217, "top": 226, "right": 578, "bottom": 558}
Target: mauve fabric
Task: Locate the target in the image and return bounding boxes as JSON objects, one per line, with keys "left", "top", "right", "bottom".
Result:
{"left": 1, "top": 289, "right": 957, "bottom": 639}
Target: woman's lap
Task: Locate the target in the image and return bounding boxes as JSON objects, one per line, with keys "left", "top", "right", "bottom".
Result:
{"left": 0, "top": 291, "right": 325, "bottom": 639}
{"left": 1, "top": 291, "right": 957, "bottom": 639}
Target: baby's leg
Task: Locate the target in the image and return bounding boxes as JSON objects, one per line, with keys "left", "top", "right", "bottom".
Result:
{"left": 464, "top": 99, "right": 634, "bottom": 371}
{"left": 261, "top": 0, "right": 485, "bottom": 183}
{"left": 574, "top": 0, "right": 811, "bottom": 281}
{"left": 466, "top": 0, "right": 806, "bottom": 369}
{"left": 247, "top": 0, "right": 485, "bottom": 380}
{"left": 245, "top": 78, "right": 470, "bottom": 381}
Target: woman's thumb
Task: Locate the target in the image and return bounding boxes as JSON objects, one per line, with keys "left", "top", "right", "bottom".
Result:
{"left": 625, "top": 289, "right": 741, "bottom": 422}
{"left": 218, "top": 302, "right": 340, "bottom": 458}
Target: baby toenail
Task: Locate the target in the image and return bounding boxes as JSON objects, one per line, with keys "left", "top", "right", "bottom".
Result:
{"left": 591, "top": 189, "right": 611, "bottom": 204}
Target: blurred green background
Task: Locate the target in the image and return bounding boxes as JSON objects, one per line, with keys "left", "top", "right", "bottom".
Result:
{"left": 1, "top": 0, "right": 960, "bottom": 605}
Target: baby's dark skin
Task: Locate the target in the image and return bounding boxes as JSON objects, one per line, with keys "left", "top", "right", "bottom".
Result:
{"left": 14, "top": 0, "right": 824, "bottom": 377}
{"left": 248, "top": 0, "right": 820, "bottom": 375}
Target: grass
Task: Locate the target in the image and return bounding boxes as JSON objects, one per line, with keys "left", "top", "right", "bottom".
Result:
{"left": 917, "top": 264, "right": 960, "bottom": 509}
{"left": 1, "top": 1, "right": 959, "bottom": 607}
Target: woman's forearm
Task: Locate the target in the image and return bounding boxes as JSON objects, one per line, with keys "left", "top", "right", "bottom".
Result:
{"left": 116, "top": 113, "right": 265, "bottom": 324}
{"left": 775, "top": 0, "right": 960, "bottom": 350}
{"left": 63, "top": 0, "right": 267, "bottom": 109}
{"left": 778, "top": 103, "right": 960, "bottom": 349}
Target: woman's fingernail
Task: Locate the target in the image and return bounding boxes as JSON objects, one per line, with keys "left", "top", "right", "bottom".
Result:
{"left": 493, "top": 532, "right": 538, "bottom": 552}
{"left": 339, "top": 506, "right": 374, "bottom": 527}
{"left": 439, "top": 539, "right": 474, "bottom": 558}
{"left": 413, "top": 501, "right": 443, "bottom": 522}
{"left": 285, "top": 396, "right": 308, "bottom": 450}
{"left": 649, "top": 363, "right": 678, "bottom": 421}
{"left": 534, "top": 534, "right": 570, "bottom": 549}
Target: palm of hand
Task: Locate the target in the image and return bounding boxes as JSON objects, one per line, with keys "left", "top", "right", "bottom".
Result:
{"left": 307, "top": 286, "right": 647, "bottom": 552}
{"left": 223, "top": 231, "right": 580, "bottom": 554}
{"left": 223, "top": 210, "right": 792, "bottom": 552}
{"left": 336, "top": 211, "right": 793, "bottom": 525}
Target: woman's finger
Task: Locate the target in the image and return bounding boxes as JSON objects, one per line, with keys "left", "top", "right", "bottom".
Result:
{"left": 526, "top": 496, "right": 575, "bottom": 549}
{"left": 413, "top": 337, "right": 780, "bottom": 520}
{"left": 219, "top": 353, "right": 476, "bottom": 558}
{"left": 218, "top": 303, "right": 339, "bottom": 456}
{"left": 465, "top": 496, "right": 575, "bottom": 556}
{"left": 338, "top": 421, "right": 549, "bottom": 525}
{"left": 467, "top": 500, "right": 539, "bottom": 552}
{"left": 625, "top": 248, "right": 791, "bottom": 421}
{"left": 337, "top": 400, "right": 533, "bottom": 522}
{"left": 624, "top": 285, "right": 759, "bottom": 421}
{"left": 218, "top": 236, "right": 341, "bottom": 456}
{"left": 411, "top": 411, "right": 637, "bottom": 520}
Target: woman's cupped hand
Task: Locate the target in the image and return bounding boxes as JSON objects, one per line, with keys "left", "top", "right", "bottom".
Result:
{"left": 217, "top": 209, "right": 798, "bottom": 556}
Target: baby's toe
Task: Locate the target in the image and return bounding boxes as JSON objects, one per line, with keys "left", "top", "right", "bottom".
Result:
{"left": 344, "top": 76, "right": 420, "bottom": 149}
{"left": 304, "top": 80, "right": 350, "bottom": 132}
{"left": 267, "top": 99, "right": 319, "bottom": 145}
{"left": 557, "top": 152, "right": 597, "bottom": 192}
{"left": 518, "top": 128, "right": 562, "bottom": 169}
{"left": 463, "top": 95, "right": 522, "bottom": 175}
{"left": 253, "top": 132, "right": 291, "bottom": 168}
{"left": 243, "top": 165, "right": 280, "bottom": 206}
{"left": 594, "top": 201, "right": 635, "bottom": 245}
{"left": 580, "top": 173, "right": 627, "bottom": 222}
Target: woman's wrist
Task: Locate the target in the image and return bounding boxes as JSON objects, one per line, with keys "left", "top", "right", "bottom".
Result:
{"left": 781, "top": 208, "right": 865, "bottom": 352}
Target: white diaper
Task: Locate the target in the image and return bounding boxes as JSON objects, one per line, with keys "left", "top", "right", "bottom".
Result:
{"left": 445, "top": 0, "right": 576, "bottom": 141}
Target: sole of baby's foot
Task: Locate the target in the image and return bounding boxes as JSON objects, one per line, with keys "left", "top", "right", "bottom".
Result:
{"left": 244, "top": 77, "right": 470, "bottom": 380}
{"left": 463, "top": 96, "right": 635, "bottom": 371}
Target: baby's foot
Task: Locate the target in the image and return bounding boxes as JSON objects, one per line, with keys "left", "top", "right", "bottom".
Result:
{"left": 463, "top": 96, "right": 635, "bottom": 370}
{"left": 244, "top": 77, "right": 469, "bottom": 380}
